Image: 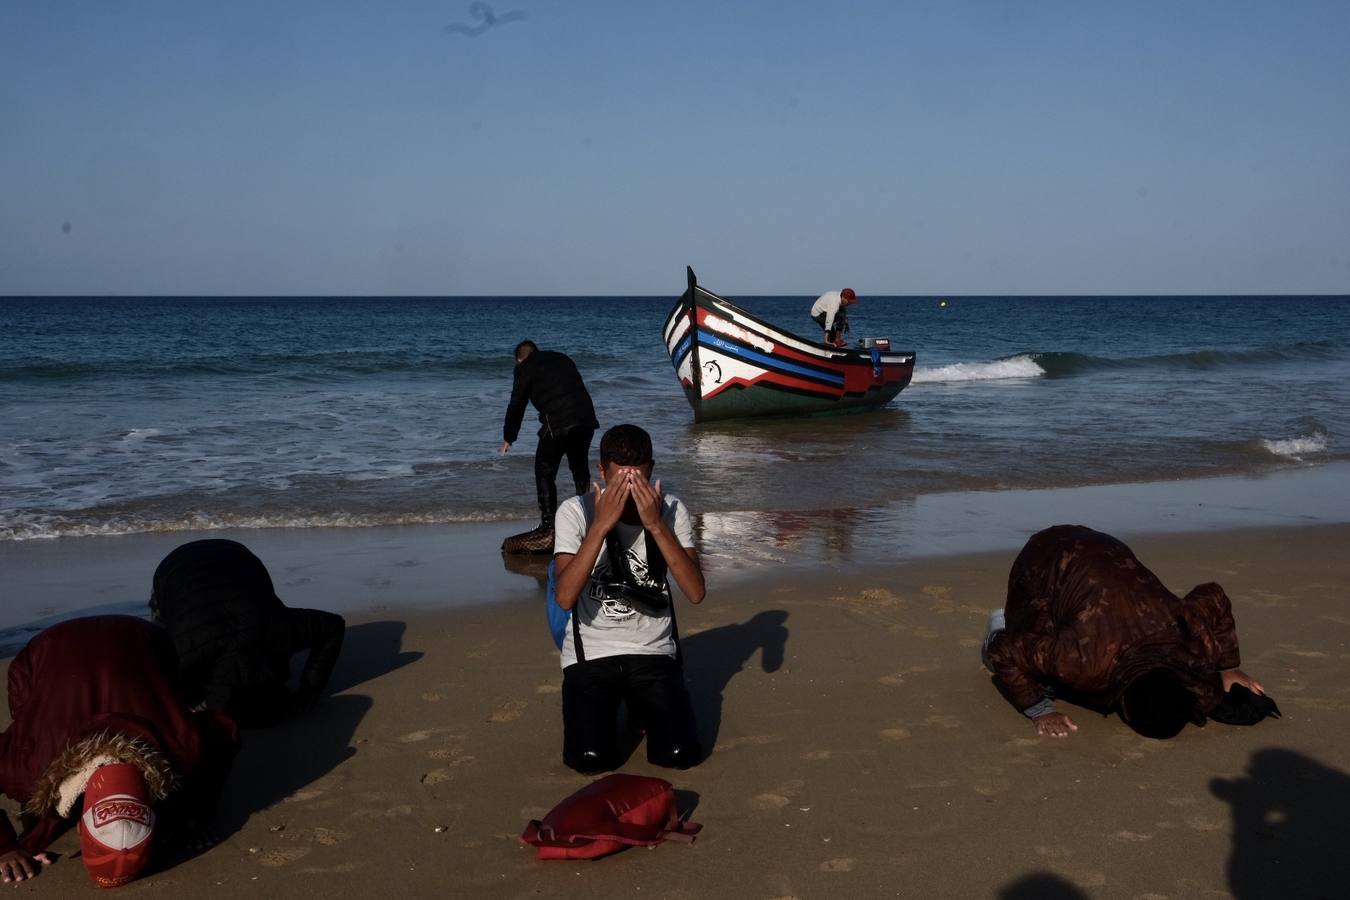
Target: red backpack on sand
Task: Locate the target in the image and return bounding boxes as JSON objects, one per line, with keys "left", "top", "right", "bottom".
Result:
{"left": 520, "top": 774, "right": 702, "bottom": 860}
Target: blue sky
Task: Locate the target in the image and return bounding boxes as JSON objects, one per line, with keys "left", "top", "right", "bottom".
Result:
{"left": 2, "top": 1, "right": 1348, "bottom": 295}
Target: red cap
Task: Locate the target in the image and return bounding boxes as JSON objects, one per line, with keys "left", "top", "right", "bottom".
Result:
{"left": 840, "top": 288, "right": 856, "bottom": 301}
{"left": 79, "top": 763, "right": 155, "bottom": 888}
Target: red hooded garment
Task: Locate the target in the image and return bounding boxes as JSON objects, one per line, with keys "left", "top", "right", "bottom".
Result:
{"left": 0, "top": 616, "right": 239, "bottom": 856}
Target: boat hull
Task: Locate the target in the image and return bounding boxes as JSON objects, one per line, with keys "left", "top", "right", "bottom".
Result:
{"left": 662, "top": 269, "right": 915, "bottom": 423}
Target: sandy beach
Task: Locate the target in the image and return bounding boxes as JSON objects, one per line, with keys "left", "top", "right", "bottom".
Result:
{"left": 4, "top": 522, "right": 1348, "bottom": 898}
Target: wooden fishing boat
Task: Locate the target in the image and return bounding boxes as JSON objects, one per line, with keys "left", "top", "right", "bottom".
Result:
{"left": 662, "top": 268, "right": 916, "bottom": 423}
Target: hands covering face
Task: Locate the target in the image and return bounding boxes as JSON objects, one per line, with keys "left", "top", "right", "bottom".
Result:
{"left": 592, "top": 466, "right": 663, "bottom": 532}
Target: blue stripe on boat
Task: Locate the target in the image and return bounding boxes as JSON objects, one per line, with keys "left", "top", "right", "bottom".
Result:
{"left": 671, "top": 335, "right": 691, "bottom": 368}
{"left": 699, "top": 331, "right": 845, "bottom": 386}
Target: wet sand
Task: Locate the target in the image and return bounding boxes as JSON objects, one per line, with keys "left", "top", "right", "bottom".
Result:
{"left": 4, "top": 523, "right": 1350, "bottom": 898}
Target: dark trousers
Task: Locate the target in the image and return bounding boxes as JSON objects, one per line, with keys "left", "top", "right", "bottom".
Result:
{"left": 534, "top": 427, "right": 594, "bottom": 526}
{"left": 562, "top": 654, "right": 702, "bottom": 773}
{"left": 811, "top": 312, "right": 847, "bottom": 343}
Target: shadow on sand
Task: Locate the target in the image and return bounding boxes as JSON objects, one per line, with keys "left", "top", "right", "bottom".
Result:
{"left": 1211, "top": 747, "right": 1350, "bottom": 900}
{"left": 996, "top": 873, "right": 1089, "bottom": 899}
{"left": 682, "top": 610, "right": 790, "bottom": 756}
{"left": 216, "top": 620, "right": 422, "bottom": 833}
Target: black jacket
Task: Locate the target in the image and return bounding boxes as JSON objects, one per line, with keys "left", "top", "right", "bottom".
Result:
{"left": 150, "top": 539, "right": 346, "bottom": 726}
{"left": 503, "top": 349, "right": 599, "bottom": 444}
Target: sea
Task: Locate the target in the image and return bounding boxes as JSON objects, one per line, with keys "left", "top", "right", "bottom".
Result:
{"left": 2, "top": 294, "right": 1348, "bottom": 545}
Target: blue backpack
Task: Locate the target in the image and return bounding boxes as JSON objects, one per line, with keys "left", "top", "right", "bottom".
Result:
{"left": 545, "top": 558, "right": 568, "bottom": 650}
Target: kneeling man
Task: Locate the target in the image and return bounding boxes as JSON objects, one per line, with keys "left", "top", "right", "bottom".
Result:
{"left": 552, "top": 424, "right": 706, "bottom": 773}
{"left": 984, "top": 525, "right": 1277, "bottom": 739}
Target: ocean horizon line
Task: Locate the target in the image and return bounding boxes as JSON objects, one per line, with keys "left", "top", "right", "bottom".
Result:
{"left": 4, "top": 292, "right": 1350, "bottom": 301}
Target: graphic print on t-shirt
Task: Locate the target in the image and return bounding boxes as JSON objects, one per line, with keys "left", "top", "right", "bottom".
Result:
{"left": 589, "top": 546, "right": 664, "bottom": 620}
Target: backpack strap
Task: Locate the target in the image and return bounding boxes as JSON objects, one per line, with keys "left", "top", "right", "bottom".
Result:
{"left": 568, "top": 494, "right": 595, "bottom": 663}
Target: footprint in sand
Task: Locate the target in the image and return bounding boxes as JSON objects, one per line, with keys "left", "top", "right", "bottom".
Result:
{"left": 912, "top": 626, "right": 941, "bottom": 639}
{"left": 285, "top": 788, "right": 325, "bottom": 802}
{"left": 879, "top": 728, "right": 911, "bottom": 742}
{"left": 535, "top": 683, "right": 561, "bottom": 695}
{"left": 878, "top": 673, "right": 906, "bottom": 686}
{"left": 1185, "top": 816, "right": 1224, "bottom": 832}
{"left": 350, "top": 805, "right": 413, "bottom": 819}
{"left": 421, "top": 692, "right": 443, "bottom": 702}
{"left": 1248, "top": 590, "right": 1294, "bottom": 608}
{"left": 818, "top": 858, "right": 856, "bottom": 873}
{"left": 1278, "top": 644, "right": 1327, "bottom": 658}
{"left": 972, "top": 779, "right": 1011, "bottom": 797}
{"left": 300, "top": 862, "right": 358, "bottom": 874}
{"left": 421, "top": 769, "right": 453, "bottom": 786}
{"left": 714, "top": 735, "right": 783, "bottom": 752}
{"left": 750, "top": 793, "right": 790, "bottom": 811}
{"left": 466, "top": 640, "right": 500, "bottom": 660}
{"left": 259, "top": 847, "right": 311, "bottom": 866}
{"left": 923, "top": 714, "right": 963, "bottom": 729}
{"left": 906, "top": 779, "right": 959, "bottom": 790}
{"left": 801, "top": 749, "right": 833, "bottom": 761}
{"left": 1110, "top": 830, "right": 1154, "bottom": 842}
{"left": 749, "top": 780, "right": 805, "bottom": 812}
{"left": 488, "top": 699, "right": 527, "bottom": 723}
{"left": 312, "top": 828, "right": 349, "bottom": 846}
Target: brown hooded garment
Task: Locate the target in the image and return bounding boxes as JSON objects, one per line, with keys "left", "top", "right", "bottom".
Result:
{"left": 985, "top": 525, "right": 1241, "bottom": 719}
{"left": 0, "top": 616, "right": 239, "bottom": 856}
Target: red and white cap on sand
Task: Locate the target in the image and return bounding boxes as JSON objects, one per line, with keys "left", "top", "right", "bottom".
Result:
{"left": 79, "top": 763, "right": 155, "bottom": 888}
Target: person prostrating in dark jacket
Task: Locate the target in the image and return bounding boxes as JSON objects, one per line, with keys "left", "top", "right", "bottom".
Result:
{"left": 149, "top": 539, "right": 346, "bottom": 728}
{"left": 500, "top": 340, "right": 600, "bottom": 552}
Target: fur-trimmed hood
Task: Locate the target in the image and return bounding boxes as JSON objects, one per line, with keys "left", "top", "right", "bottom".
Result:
{"left": 25, "top": 730, "right": 177, "bottom": 818}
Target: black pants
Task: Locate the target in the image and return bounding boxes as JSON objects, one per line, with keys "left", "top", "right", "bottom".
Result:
{"left": 562, "top": 654, "right": 702, "bottom": 773}
{"left": 811, "top": 312, "right": 847, "bottom": 343}
{"left": 534, "top": 427, "right": 594, "bottom": 526}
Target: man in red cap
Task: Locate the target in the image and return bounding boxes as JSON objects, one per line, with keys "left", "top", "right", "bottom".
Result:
{"left": 809, "top": 288, "right": 857, "bottom": 347}
{"left": 0, "top": 616, "right": 239, "bottom": 887}
{"left": 78, "top": 763, "right": 156, "bottom": 888}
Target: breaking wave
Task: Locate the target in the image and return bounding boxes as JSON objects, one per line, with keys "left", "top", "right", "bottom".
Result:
{"left": 1260, "top": 433, "right": 1329, "bottom": 460}
{"left": 0, "top": 508, "right": 526, "bottom": 542}
{"left": 913, "top": 340, "right": 1343, "bottom": 385}
{"left": 913, "top": 356, "right": 1046, "bottom": 383}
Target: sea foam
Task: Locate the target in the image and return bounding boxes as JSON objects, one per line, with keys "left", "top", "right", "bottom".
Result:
{"left": 0, "top": 508, "right": 524, "bottom": 542}
{"left": 1260, "top": 433, "right": 1329, "bottom": 460}
{"left": 912, "top": 355, "right": 1046, "bottom": 384}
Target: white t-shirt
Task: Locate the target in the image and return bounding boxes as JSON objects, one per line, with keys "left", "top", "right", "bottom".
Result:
{"left": 553, "top": 492, "right": 696, "bottom": 669}
{"left": 810, "top": 291, "right": 844, "bottom": 331}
